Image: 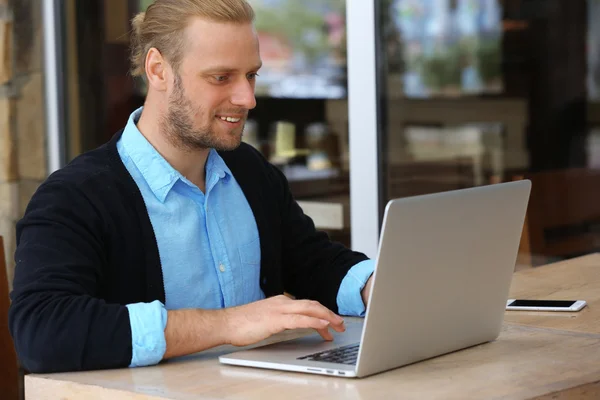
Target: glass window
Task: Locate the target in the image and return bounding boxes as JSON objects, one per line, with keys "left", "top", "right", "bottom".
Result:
{"left": 245, "top": 0, "right": 351, "bottom": 247}
{"left": 379, "top": 0, "right": 600, "bottom": 267}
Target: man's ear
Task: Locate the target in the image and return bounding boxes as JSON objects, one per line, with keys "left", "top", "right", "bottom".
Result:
{"left": 145, "top": 47, "right": 169, "bottom": 92}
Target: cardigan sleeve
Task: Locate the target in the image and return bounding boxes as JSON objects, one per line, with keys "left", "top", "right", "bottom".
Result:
{"left": 269, "top": 166, "right": 370, "bottom": 313}
{"left": 9, "top": 179, "right": 133, "bottom": 373}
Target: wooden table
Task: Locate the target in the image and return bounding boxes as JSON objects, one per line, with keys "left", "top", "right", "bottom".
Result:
{"left": 26, "top": 254, "right": 600, "bottom": 400}
{"left": 504, "top": 253, "right": 600, "bottom": 335}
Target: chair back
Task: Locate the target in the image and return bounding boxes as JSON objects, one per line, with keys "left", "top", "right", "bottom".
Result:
{"left": 515, "top": 168, "right": 600, "bottom": 266}
{"left": 0, "top": 236, "right": 20, "bottom": 400}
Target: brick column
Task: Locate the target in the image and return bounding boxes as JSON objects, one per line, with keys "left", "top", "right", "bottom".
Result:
{"left": 0, "top": 0, "right": 45, "bottom": 290}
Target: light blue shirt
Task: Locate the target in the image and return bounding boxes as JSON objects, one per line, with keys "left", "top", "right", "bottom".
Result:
{"left": 118, "top": 107, "right": 374, "bottom": 367}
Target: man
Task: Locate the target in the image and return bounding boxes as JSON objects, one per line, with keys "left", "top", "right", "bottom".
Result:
{"left": 9, "top": 0, "right": 374, "bottom": 373}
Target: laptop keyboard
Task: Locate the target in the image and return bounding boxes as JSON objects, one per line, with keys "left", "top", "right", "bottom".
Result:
{"left": 297, "top": 343, "right": 360, "bottom": 365}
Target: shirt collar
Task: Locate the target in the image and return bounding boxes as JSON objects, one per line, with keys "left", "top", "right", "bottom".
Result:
{"left": 121, "top": 107, "right": 182, "bottom": 202}
{"left": 206, "top": 148, "right": 232, "bottom": 182}
{"left": 121, "top": 107, "right": 231, "bottom": 202}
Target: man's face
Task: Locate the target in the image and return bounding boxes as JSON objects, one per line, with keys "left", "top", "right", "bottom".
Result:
{"left": 162, "top": 18, "right": 261, "bottom": 151}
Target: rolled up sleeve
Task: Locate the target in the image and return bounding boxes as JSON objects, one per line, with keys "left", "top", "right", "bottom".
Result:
{"left": 126, "top": 300, "right": 168, "bottom": 367}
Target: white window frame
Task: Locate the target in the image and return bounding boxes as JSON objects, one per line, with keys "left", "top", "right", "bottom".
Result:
{"left": 346, "top": 0, "right": 381, "bottom": 258}
{"left": 42, "top": 0, "right": 67, "bottom": 173}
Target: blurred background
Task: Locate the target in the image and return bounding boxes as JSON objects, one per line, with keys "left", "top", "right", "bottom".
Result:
{"left": 2, "top": 0, "right": 600, "bottom": 288}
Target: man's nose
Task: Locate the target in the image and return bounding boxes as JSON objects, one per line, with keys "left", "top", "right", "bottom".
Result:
{"left": 231, "top": 80, "right": 257, "bottom": 110}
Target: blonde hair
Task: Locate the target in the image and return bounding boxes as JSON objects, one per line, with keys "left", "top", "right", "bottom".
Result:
{"left": 130, "top": 0, "right": 255, "bottom": 78}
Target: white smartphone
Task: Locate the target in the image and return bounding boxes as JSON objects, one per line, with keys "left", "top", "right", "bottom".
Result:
{"left": 506, "top": 299, "right": 587, "bottom": 312}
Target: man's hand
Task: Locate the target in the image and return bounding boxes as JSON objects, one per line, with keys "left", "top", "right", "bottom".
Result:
{"left": 361, "top": 275, "right": 374, "bottom": 307}
{"left": 223, "top": 295, "right": 346, "bottom": 347}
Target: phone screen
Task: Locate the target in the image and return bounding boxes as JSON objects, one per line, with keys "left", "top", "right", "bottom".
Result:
{"left": 508, "top": 299, "right": 576, "bottom": 308}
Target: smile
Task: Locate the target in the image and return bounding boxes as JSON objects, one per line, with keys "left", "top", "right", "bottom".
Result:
{"left": 218, "top": 116, "right": 241, "bottom": 123}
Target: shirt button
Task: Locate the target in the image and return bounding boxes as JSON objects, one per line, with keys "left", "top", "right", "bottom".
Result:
{"left": 219, "top": 263, "right": 226, "bottom": 272}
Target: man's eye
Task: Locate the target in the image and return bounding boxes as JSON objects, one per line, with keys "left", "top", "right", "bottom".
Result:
{"left": 215, "top": 76, "right": 228, "bottom": 82}
{"left": 247, "top": 73, "right": 259, "bottom": 80}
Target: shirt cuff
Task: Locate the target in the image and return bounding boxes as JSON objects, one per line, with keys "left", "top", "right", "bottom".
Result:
{"left": 126, "top": 300, "right": 168, "bottom": 367}
{"left": 336, "top": 259, "right": 375, "bottom": 317}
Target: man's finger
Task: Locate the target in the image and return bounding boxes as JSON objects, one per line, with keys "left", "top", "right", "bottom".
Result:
{"left": 316, "top": 327, "right": 334, "bottom": 341}
{"left": 282, "top": 314, "right": 330, "bottom": 332}
{"left": 329, "top": 319, "right": 346, "bottom": 333}
{"left": 282, "top": 300, "right": 344, "bottom": 325}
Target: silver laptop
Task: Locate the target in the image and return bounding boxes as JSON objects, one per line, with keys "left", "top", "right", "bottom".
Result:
{"left": 219, "top": 181, "right": 531, "bottom": 378}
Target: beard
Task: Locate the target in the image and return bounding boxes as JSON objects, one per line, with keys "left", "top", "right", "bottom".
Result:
{"left": 160, "top": 74, "right": 246, "bottom": 152}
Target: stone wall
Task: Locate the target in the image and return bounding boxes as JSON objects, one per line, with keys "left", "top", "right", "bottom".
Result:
{"left": 0, "top": 0, "right": 45, "bottom": 289}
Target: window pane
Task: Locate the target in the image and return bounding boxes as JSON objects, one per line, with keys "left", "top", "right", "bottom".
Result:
{"left": 379, "top": 0, "right": 599, "bottom": 268}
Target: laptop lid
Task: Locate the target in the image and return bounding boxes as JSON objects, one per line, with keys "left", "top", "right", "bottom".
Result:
{"left": 355, "top": 180, "right": 531, "bottom": 377}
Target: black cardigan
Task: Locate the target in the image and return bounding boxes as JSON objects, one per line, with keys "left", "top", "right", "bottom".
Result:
{"left": 8, "top": 130, "right": 368, "bottom": 373}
